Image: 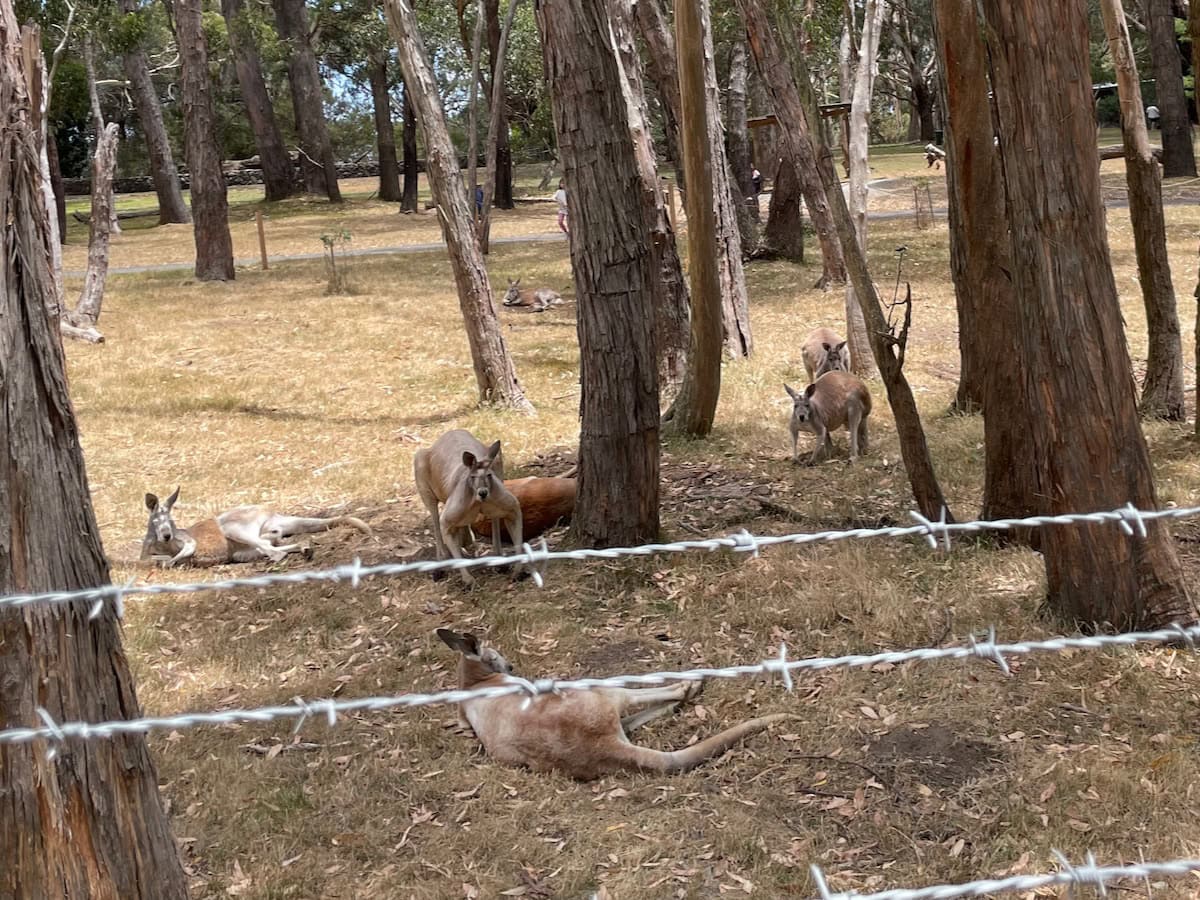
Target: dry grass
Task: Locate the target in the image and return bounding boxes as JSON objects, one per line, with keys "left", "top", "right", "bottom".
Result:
{"left": 62, "top": 156, "right": 1200, "bottom": 898}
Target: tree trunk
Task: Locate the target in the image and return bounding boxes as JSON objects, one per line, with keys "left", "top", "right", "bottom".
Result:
{"left": 465, "top": 0, "right": 485, "bottom": 210}
{"left": 842, "top": 0, "right": 884, "bottom": 380}
{"left": 120, "top": 0, "right": 190, "bottom": 224}
{"left": 725, "top": 40, "right": 760, "bottom": 253}
{"left": 485, "top": 0, "right": 515, "bottom": 209}
{"left": 0, "top": 12, "right": 188, "bottom": 892}
{"left": 607, "top": 0, "right": 689, "bottom": 392}
{"left": 912, "top": 77, "right": 936, "bottom": 142}
{"left": 737, "top": 0, "right": 846, "bottom": 289}
{"left": 1101, "top": 0, "right": 1186, "bottom": 421}
{"left": 386, "top": 0, "right": 533, "bottom": 413}
{"left": 665, "top": 0, "right": 724, "bottom": 435}
{"left": 401, "top": 80, "right": 419, "bottom": 212}
{"left": 478, "top": 0, "right": 519, "bottom": 253}
{"left": 635, "top": 0, "right": 685, "bottom": 197}
{"left": 66, "top": 121, "right": 117, "bottom": 339}
{"left": 177, "top": 0, "right": 235, "bottom": 281}
{"left": 273, "top": 0, "right": 343, "bottom": 201}
{"left": 1147, "top": 0, "right": 1197, "bottom": 177}
{"left": 46, "top": 126, "right": 65, "bottom": 243}
{"left": 978, "top": 0, "right": 1196, "bottom": 629}
{"left": 82, "top": 37, "right": 121, "bottom": 235}
{"left": 698, "top": 0, "right": 752, "bottom": 358}
{"left": 1192, "top": 0, "right": 1200, "bottom": 437}
{"left": 536, "top": 0, "right": 661, "bottom": 545}
{"left": 932, "top": 0, "right": 1035, "bottom": 525}
{"left": 222, "top": 0, "right": 296, "bottom": 200}
{"left": 741, "top": 0, "right": 952, "bottom": 522}
{"left": 762, "top": 156, "right": 804, "bottom": 261}
{"left": 369, "top": 52, "right": 402, "bottom": 202}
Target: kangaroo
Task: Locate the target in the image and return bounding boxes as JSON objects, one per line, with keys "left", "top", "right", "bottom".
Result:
{"left": 413, "top": 430, "right": 523, "bottom": 585}
{"left": 472, "top": 476, "right": 576, "bottom": 544}
{"left": 785, "top": 372, "right": 872, "bottom": 465}
{"left": 502, "top": 278, "right": 563, "bottom": 312}
{"left": 436, "top": 629, "right": 791, "bottom": 781}
{"left": 801, "top": 326, "right": 850, "bottom": 382}
{"left": 141, "top": 488, "right": 371, "bottom": 567}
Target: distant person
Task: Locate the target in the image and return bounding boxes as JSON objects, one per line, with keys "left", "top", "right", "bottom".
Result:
{"left": 554, "top": 179, "right": 569, "bottom": 233}
{"left": 751, "top": 166, "right": 763, "bottom": 195}
{"left": 474, "top": 184, "right": 484, "bottom": 215}
{"left": 1146, "top": 104, "right": 1160, "bottom": 130}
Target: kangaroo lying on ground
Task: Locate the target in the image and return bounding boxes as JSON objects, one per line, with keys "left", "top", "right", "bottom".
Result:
{"left": 801, "top": 326, "right": 850, "bottom": 382}
{"left": 141, "top": 488, "right": 371, "bottom": 567}
{"left": 785, "top": 372, "right": 872, "bottom": 465}
{"left": 502, "top": 278, "right": 563, "bottom": 312}
{"left": 472, "top": 476, "right": 576, "bottom": 544}
{"left": 413, "top": 430, "right": 523, "bottom": 585}
{"left": 436, "top": 629, "right": 791, "bottom": 780}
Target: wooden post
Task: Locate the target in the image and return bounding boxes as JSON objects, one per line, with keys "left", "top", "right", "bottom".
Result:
{"left": 256, "top": 209, "right": 268, "bottom": 270}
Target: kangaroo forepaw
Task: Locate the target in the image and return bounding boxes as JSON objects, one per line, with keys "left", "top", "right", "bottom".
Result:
{"left": 683, "top": 680, "right": 706, "bottom": 703}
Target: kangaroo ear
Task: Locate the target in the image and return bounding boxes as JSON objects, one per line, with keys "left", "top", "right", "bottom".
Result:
{"left": 165, "top": 486, "right": 180, "bottom": 508}
{"left": 508, "top": 277, "right": 515, "bottom": 285}
{"left": 804, "top": 384, "right": 817, "bottom": 398}
{"left": 436, "top": 629, "right": 479, "bottom": 656}
{"left": 784, "top": 383, "right": 799, "bottom": 400}
{"left": 145, "top": 493, "right": 159, "bottom": 512}
{"left": 462, "top": 451, "right": 478, "bottom": 469}
{"left": 835, "top": 340, "right": 847, "bottom": 353}
{"left": 486, "top": 440, "right": 501, "bottom": 463}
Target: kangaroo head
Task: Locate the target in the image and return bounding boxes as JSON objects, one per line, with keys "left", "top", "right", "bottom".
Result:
{"left": 817, "top": 340, "right": 849, "bottom": 376}
{"left": 461, "top": 440, "right": 502, "bottom": 503}
{"left": 503, "top": 278, "right": 521, "bottom": 304}
{"left": 784, "top": 383, "right": 818, "bottom": 425}
{"left": 437, "top": 629, "right": 513, "bottom": 685}
{"left": 144, "top": 487, "right": 181, "bottom": 544}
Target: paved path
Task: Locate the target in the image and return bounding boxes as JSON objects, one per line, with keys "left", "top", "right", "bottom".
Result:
{"left": 66, "top": 196, "right": 1192, "bottom": 278}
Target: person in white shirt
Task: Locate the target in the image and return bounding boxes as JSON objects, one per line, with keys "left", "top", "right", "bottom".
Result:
{"left": 553, "top": 179, "right": 569, "bottom": 233}
{"left": 1146, "top": 104, "right": 1160, "bottom": 130}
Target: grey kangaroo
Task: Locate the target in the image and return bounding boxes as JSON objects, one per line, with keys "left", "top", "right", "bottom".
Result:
{"left": 785, "top": 372, "right": 872, "bottom": 465}
{"left": 801, "top": 326, "right": 850, "bottom": 382}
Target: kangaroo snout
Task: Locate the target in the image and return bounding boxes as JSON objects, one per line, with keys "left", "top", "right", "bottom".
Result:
{"left": 477, "top": 487, "right": 490, "bottom": 500}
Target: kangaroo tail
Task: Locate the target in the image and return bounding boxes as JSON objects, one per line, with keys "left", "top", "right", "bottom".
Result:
{"left": 328, "top": 515, "right": 372, "bottom": 535}
{"left": 278, "top": 515, "right": 373, "bottom": 536}
{"left": 620, "top": 713, "right": 793, "bottom": 775}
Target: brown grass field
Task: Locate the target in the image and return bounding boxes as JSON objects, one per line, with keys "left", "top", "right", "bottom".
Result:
{"left": 59, "top": 152, "right": 1200, "bottom": 898}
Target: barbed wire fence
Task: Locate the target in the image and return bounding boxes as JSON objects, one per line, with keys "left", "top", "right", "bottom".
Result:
{"left": 5, "top": 500, "right": 1200, "bottom": 897}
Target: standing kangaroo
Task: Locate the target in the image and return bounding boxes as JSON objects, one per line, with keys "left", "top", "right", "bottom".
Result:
{"left": 785, "top": 372, "right": 872, "bottom": 465}
{"left": 413, "top": 430, "right": 523, "bottom": 585}
{"left": 141, "top": 488, "right": 371, "bottom": 567}
{"left": 502, "top": 278, "right": 563, "bottom": 312}
{"left": 801, "top": 326, "right": 850, "bottom": 382}
{"left": 436, "top": 629, "right": 791, "bottom": 780}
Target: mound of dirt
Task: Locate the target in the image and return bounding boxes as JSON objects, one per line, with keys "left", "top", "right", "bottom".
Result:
{"left": 867, "top": 724, "right": 1003, "bottom": 789}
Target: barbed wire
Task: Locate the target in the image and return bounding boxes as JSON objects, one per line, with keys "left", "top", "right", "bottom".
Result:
{"left": 2, "top": 502, "right": 1199, "bottom": 616}
{"left": 2, "top": 622, "right": 1197, "bottom": 748}
{"left": 809, "top": 854, "right": 1200, "bottom": 899}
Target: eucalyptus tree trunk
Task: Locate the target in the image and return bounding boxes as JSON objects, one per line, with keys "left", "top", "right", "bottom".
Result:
{"left": 221, "top": 0, "right": 295, "bottom": 200}
{"left": 401, "top": 81, "right": 419, "bottom": 212}
{"left": 725, "top": 40, "right": 760, "bottom": 251}
{"left": 979, "top": 0, "right": 1195, "bottom": 629}
{"left": 369, "top": 51, "right": 402, "bottom": 202}
{"left": 931, "top": 0, "right": 1032, "bottom": 524}
{"left": 763, "top": 157, "right": 804, "bottom": 261}
{"left": 65, "top": 121, "right": 117, "bottom": 342}
{"left": 120, "top": 0, "right": 190, "bottom": 223}
{"left": 1100, "top": 0, "right": 1186, "bottom": 420}
{"left": 177, "top": 0, "right": 235, "bottom": 280}
{"left": 1192, "top": 0, "right": 1200, "bottom": 437}
{"left": 1146, "top": 0, "right": 1197, "bottom": 177}
{"left": 1, "top": 12, "right": 188, "bottom": 892}
{"left": 634, "top": 0, "right": 685, "bottom": 196}
{"left": 18, "top": 24, "right": 63, "bottom": 312}
{"left": 465, "top": 0, "right": 485, "bottom": 207}
{"left": 273, "top": 0, "right": 343, "bottom": 200}
{"left": 536, "top": 0, "right": 661, "bottom": 544}
{"left": 82, "top": 37, "right": 121, "bottom": 235}
{"left": 607, "top": 0, "right": 689, "bottom": 391}
{"left": 386, "top": 0, "right": 533, "bottom": 413}
{"left": 478, "top": 0, "right": 519, "bottom": 252}
{"left": 842, "top": 0, "right": 884, "bottom": 380}
{"left": 485, "top": 0, "right": 515, "bottom": 208}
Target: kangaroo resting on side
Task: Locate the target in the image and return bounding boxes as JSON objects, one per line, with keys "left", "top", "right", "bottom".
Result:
{"left": 801, "top": 326, "right": 850, "bottom": 383}
{"left": 785, "top": 372, "right": 872, "bottom": 465}
{"left": 472, "top": 476, "right": 576, "bottom": 544}
{"left": 141, "top": 487, "right": 371, "bottom": 567}
{"left": 413, "top": 429, "right": 523, "bottom": 585}
{"left": 436, "top": 629, "right": 791, "bottom": 781}
{"left": 502, "top": 278, "right": 563, "bottom": 312}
